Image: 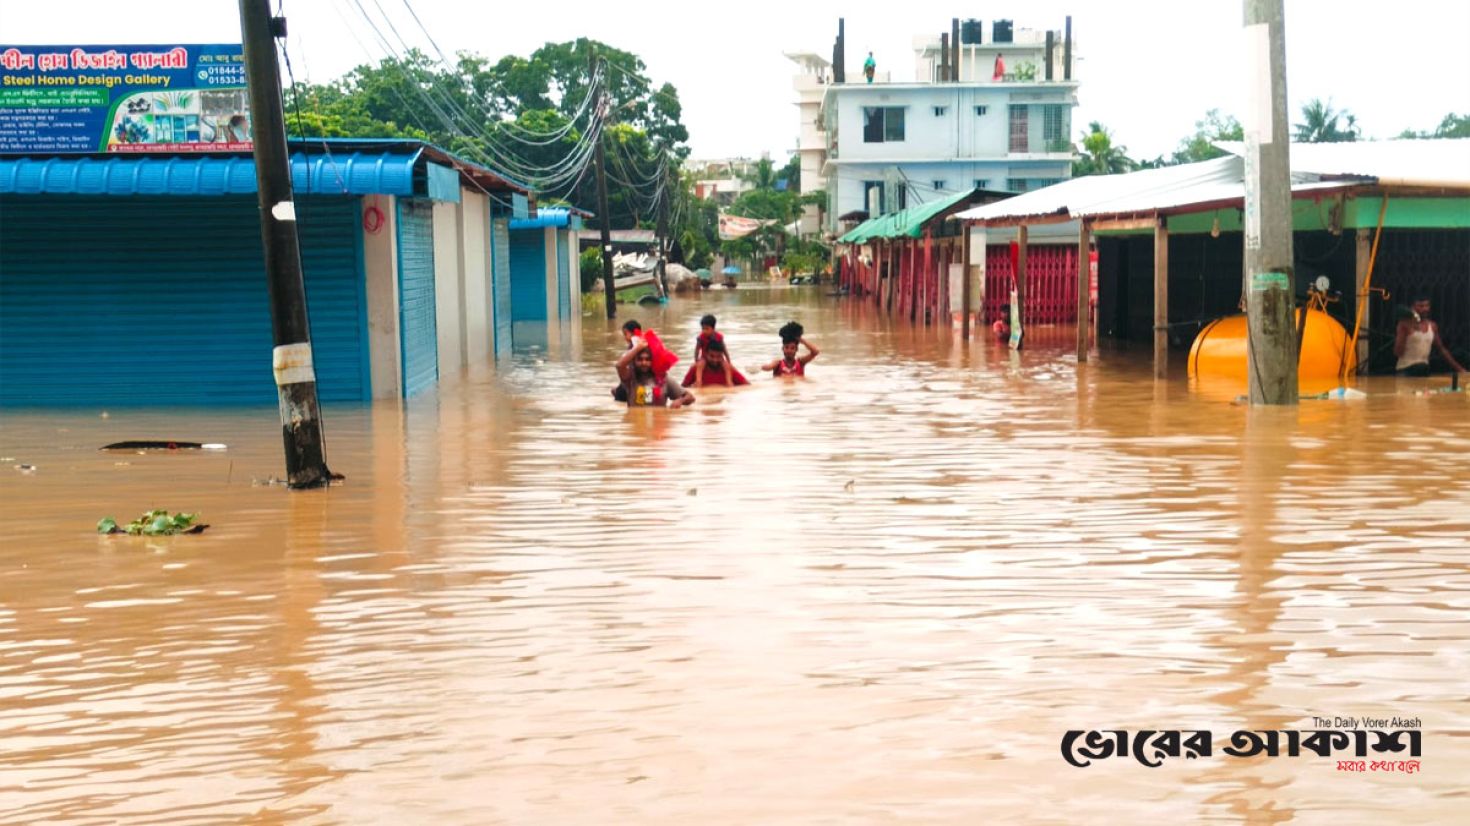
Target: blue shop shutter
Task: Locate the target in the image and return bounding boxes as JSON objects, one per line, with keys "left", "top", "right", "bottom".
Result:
{"left": 491, "top": 217, "right": 512, "bottom": 356}
{"left": 556, "top": 229, "right": 571, "bottom": 320}
{"left": 0, "top": 194, "right": 367, "bottom": 406}
{"left": 396, "top": 198, "right": 438, "bottom": 397}
{"left": 509, "top": 229, "right": 546, "bottom": 323}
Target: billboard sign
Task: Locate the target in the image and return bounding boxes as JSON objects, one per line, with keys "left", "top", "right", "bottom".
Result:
{"left": 718, "top": 214, "right": 769, "bottom": 240}
{"left": 0, "top": 44, "right": 250, "bottom": 154}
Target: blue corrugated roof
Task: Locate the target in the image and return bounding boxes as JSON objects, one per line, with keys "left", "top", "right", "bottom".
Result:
{"left": 0, "top": 150, "right": 423, "bottom": 197}
{"left": 510, "top": 206, "right": 586, "bottom": 230}
{"left": 296, "top": 138, "right": 533, "bottom": 195}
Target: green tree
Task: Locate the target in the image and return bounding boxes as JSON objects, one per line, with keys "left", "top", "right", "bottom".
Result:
{"left": 729, "top": 188, "right": 796, "bottom": 222}
{"left": 1398, "top": 112, "right": 1470, "bottom": 139}
{"left": 1432, "top": 112, "right": 1470, "bottom": 137}
{"left": 669, "top": 168, "right": 719, "bottom": 269}
{"left": 725, "top": 172, "right": 803, "bottom": 267}
{"left": 283, "top": 40, "right": 691, "bottom": 232}
{"left": 739, "top": 157, "right": 780, "bottom": 192}
{"left": 1072, "top": 121, "right": 1136, "bottom": 176}
{"left": 1170, "top": 109, "right": 1244, "bottom": 164}
{"left": 1294, "top": 98, "right": 1360, "bottom": 143}
{"left": 778, "top": 153, "right": 801, "bottom": 192}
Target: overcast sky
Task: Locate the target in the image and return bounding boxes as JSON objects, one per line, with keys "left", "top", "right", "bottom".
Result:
{"left": 4, "top": 0, "right": 1468, "bottom": 162}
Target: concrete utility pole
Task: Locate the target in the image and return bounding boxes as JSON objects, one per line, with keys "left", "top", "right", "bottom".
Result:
{"left": 589, "top": 48, "right": 617, "bottom": 319}
{"left": 238, "top": 0, "right": 336, "bottom": 488}
{"left": 1242, "top": 0, "right": 1298, "bottom": 404}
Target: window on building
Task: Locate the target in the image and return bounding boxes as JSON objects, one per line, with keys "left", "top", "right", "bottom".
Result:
{"left": 897, "top": 187, "right": 908, "bottom": 209}
{"left": 974, "top": 105, "right": 989, "bottom": 116}
{"left": 1008, "top": 104, "right": 1029, "bottom": 153}
{"left": 863, "top": 106, "right": 906, "bottom": 143}
{"left": 864, "top": 180, "right": 885, "bottom": 213}
{"left": 1007, "top": 178, "right": 1028, "bottom": 193}
{"left": 933, "top": 106, "right": 948, "bottom": 116}
{"left": 1042, "top": 104, "right": 1067, "bottom": 149}
{"left": 1033, "top": 178, "right": 1064, "bottom": 189}
{"left": 973, "top": 178, "right": 990, "bottom": 190}
{"left": 932, "top": 180, "right": 947, "bottom": 192}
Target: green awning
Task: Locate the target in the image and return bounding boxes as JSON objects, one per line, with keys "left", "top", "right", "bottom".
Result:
{"left": 837, "top": 189, "right": 977, "bottom": 243}
{"left": 837, "top": 213, "right": 889, "bottom": 244}
{"left": 890, "top": 188, "right": 977, "bottom": 237}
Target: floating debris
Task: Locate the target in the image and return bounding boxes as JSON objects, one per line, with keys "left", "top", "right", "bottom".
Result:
{"left": 98, "top": 510, "right": 208, "bottom": 536}
{"left": 1413, "top": 386, "right": 1464, "bottom": 397}
{"left": 15, "top": 464, "right": 37, "bottom": 474}
{"left": 101, "top": 441, "right": 204, "bottom": 451}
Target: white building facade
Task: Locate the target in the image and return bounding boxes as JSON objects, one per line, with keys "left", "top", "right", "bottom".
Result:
{"left": 813, "top": 20, "right": 1080, "bottom": 233}
{"left": 785, "top": 51, "right": 832, "bottom": 236}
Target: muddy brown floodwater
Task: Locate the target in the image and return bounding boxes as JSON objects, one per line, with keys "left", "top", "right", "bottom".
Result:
{"left": 2, "top": 287, "right": 1467, "bottom": 824}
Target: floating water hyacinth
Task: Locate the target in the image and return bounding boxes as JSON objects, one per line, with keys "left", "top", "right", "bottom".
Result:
{"left": 97, "top": 510, "right": 208, "bottom": 536}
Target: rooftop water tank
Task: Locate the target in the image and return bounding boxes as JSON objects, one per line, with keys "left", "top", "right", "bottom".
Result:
{"left": 993, "top": 19, "right": 1013, "bottom": 43}
{"left": 960, "top": 19, "right": 982, "bottom": 44}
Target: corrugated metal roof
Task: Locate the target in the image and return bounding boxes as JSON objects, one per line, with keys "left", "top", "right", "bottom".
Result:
{"left": 0, "top": 150, "right": 423, "bottom": 197}
{"left": 511, "top": 206, "right": 589, "bottom": 230}
{"left": 292, "top": 138, "right": 533, "bottom": 195}
{"left": 577, "top": 228, "right": 657, "bottom": 244}
{"left": 1215, "top": 138, "right": 1470, "bottom": 186}
{"left": 956, "top": 139, "right": 1470, "bottom": 225}
{"left": 838, "top": 188, "right": 980, "bottom": 243}
{"left": 836, "top": 212, "right": 891, "bottom": 244}
{"left": 956, "top": 155, "right": 1354, "bottom": 224}
{"left": 957, "top": 157, "right": 1246, "bottom": 223}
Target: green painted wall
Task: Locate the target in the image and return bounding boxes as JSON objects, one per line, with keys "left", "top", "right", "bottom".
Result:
{"left": 1348, "top": 196, "right": 1470, "bottom": 229}
{"left": 1093, "top": 195, "right": 1470, "bottom": 236}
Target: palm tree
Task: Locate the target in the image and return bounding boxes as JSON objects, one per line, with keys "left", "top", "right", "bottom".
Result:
{"left": 1294, "top": 98, "right": 1360, "bottom": 142}
{"left": 739, "top": 157, "right": 779, "bottom": 191}
{"left": 1072, "top": 121, "right": 1135, "bottom": 177}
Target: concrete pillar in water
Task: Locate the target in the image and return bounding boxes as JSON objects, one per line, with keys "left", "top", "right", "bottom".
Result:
{"left": 1242, "top": 0, "right": 1299, "bottom": 404}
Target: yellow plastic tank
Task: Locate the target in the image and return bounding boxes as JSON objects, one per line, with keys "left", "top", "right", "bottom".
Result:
{"left": 1188, "top": 309, "right": 1357, "bottom": 383}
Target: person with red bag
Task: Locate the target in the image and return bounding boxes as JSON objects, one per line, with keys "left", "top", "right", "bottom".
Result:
{"left": 612, "top": 320, "right": 689, "bottom": 405}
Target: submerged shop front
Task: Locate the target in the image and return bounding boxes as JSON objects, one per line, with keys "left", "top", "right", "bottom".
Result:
{"left": 0, "top": 139, "right": 533, "bottom": 406}
{"left": 508, "top": 206, "right": 587, "bottom": 347}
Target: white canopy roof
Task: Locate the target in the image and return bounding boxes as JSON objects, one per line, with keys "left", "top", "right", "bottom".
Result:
{"left": 1216, "top": 138, "right": 1470, "bottom": 187}
{"left": 955, "top": 139, "right": 1470, "bottom": 225}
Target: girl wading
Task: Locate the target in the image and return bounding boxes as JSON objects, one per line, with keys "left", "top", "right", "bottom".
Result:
{"left": 762, "top": 321, "right": 820, "bottom": 378}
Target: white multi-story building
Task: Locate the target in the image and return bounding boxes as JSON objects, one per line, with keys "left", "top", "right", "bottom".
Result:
{"left": 809, "top": 18, "right": 1081, "bottom": 233}
{"left": 785, "top": 51, "right": 832, "bottom": 236}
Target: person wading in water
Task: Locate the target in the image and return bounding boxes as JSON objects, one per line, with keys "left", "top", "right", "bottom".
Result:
{"left": 762, "top": 321, "right": 820, "bottom": 378}
{"left": 617, "top": 334, "right": 695, "bottom": 408}
{"left": 1395, "top": 296, "right": 1464, "bottom": 377}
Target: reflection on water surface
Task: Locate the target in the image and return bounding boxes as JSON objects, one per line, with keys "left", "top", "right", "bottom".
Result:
{"left": 2, "top": 288, "right": 1466, "bottom": 823}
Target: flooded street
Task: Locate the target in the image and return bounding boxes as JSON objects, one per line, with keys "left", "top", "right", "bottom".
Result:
{"left": 2, "top": 287, "right": 1467, "bottom": 824}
